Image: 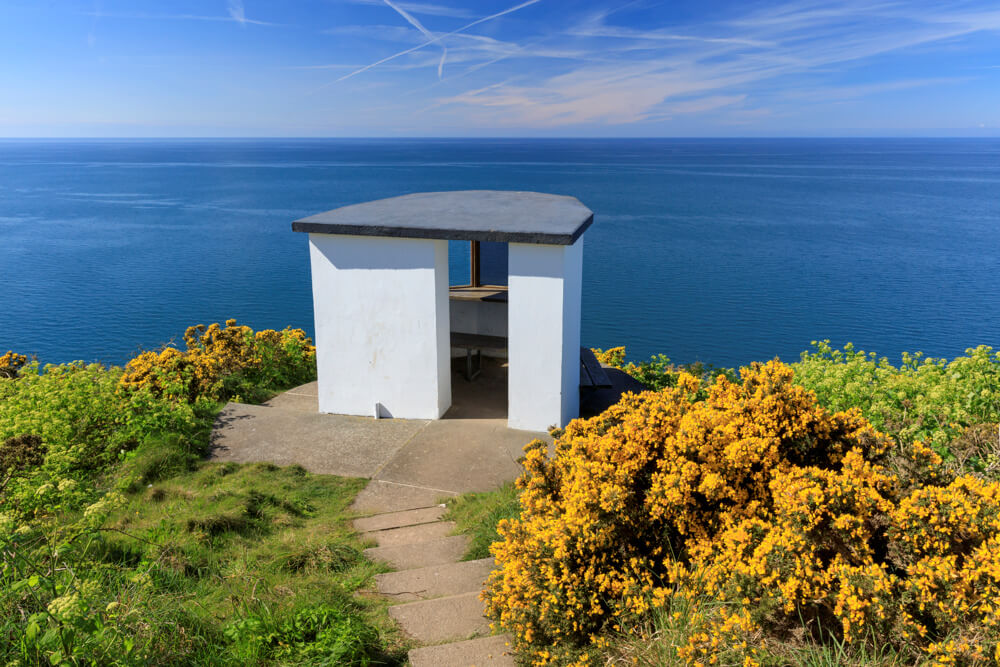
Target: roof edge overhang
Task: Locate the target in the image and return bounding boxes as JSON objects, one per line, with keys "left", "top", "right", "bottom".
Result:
{"left": 291, "top": 190, "right": 593, "bottom": 246}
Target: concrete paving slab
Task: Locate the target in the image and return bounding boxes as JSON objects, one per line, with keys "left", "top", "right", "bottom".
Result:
{"left": 376, "top": 558, "right": 495, "bottom": 603}
{"left": 261, "top": 392, "right": 318, "bottom": 413}
{"left": 374, "top": 419, "right": 545, "bottom": 494}
{"left": 287, "top": 381, "right": 318, "bottom": 396}
{"left": 389, "top": 591, "right": 490, "bottom": 643}
{"left": 364, "top": 535, "right": 469, "bottom": 570}
{"left": 350, "top": 480, "right": 455, "bottom": 514}
{"left": 352, "top": 506, "right": 446, "bottom": 533}
{"left": 262, "top": 381, "right": 320, "bottom": 412}
{"left": 409, "top": 634, "right": 515, "bottom": 667}
{"left": 364, "top": 521, "right": 456, "bottom": 548}
{"left": 209, "top": 403, "right": 427, "bottom": 477}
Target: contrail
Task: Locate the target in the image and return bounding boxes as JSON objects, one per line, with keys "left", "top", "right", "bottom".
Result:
{"left": 227, "top": 0, "right": 246, "bottom": 26}
{"left": 322, "top": 0, "right": 542, "bottom": 88}
{"left": 383, "top": 0, "right": 447, "bottom": 79}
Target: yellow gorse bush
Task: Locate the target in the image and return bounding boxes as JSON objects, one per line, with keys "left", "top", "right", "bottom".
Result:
{"left": 890, "top": 476, "right": 1000, "bottom": 664}
{"left": 591, "top": 346, "right": 626, "bottom": 367}
{"left": 486, "top": 360, "right": 1000, "bottom": 665}
{"left": 0, "top": 351, "right": 28, "bottom": 378}
{"left": 119, "top": 319, "right": 315, "bottom": 402}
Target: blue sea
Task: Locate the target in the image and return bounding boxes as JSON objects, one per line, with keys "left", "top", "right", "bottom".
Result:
{"left": 2, "top": 138, "right": 999, "bottom": 369}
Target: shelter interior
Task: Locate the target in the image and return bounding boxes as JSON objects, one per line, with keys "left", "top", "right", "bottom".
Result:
{"left": 443, "top": 239, "right": 625, "bottom": 420}
{"left": 447, "top": 241, "right": 510, "bottom": 418}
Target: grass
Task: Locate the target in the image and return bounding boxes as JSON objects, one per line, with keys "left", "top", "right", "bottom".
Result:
{"left": 92, "top": 444, "right": 409, "bottom": 665}
{"left": 1, "top": 328, "right": 404, "bottom": 664}
{"left": 444, "top": 482, "right": 520, "bottom": 560}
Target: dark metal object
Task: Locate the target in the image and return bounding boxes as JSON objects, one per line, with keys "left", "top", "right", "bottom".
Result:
{"left": 471, "top": 241, "right": 481, "bottom": 287}
{"left": 449, "top": 332, "right": 508, "bottom": 381}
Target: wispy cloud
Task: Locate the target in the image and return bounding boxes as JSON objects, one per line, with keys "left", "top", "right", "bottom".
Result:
{"left": 87, "top": 0, "right": 101, "bottom": 47}
{"left": 383, "top": 0, "right": 447, "bottom": 78}
{"left": 320, "top": 0, "right": 543, "bottom": 87}
{"left": 344, "top": 0, "right": 473, "bottom": 19}
{"left": 227, "top": 0, "right": 247, "bottom": 27}
{"left": 82, "top": 9, "right": 275, "bottom": 26}
{"left": 430, "top": 0, "right": 1000, "bottom": 127}
{"left": 300, "top": 31, "right": 590, "bottom": 82}
{"left": 568, "top": 21, "right": 775, "bottom": 48}
{"left": 782, "top": 77, "right": 970, "bottom": 102}
{"left": 663, "top": 95, "right": 747, "bottom": 114}
{"left": 324, "top": 23, "right": 426, "bottom": 42}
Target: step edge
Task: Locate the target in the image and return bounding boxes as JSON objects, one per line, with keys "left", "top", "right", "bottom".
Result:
{"left": 374, "top": 556, "right": 495, "bottom": 581}
{"left": 387, "top": 589, "right": 483, "bottom": 611}
{"left": 355, "top": 518, "right": 447, "bottom": 534}
{"left": 407, "top": 633, "right": 514, "bottom": 653}
{"left": 351, "top": 507, "right": 448, "bottom": 529}
{"left": 363, "top": 534, "right": 469, "bottom": 555}
{"left": 349, "top": 503, "right": 448, "bottom": 518}
{"left": 375, "top": 560, "right": 495, "bottom": 602}
{"left": 362, "top": 520, "right": 457, "bottom": 535}
{"left": 361, "top": 521, "right": 458, "bottom": 545}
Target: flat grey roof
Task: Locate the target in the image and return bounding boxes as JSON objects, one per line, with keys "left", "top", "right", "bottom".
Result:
{"left": 291, "top": 190, "right": 593, "bottom": 245}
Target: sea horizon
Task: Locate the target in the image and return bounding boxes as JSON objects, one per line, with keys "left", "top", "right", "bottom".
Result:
{"left": 4, "top": 135, "right": 1000, "bottom": 140}
{"left": 3, "top": 136, "right": 999, "bottom": 369}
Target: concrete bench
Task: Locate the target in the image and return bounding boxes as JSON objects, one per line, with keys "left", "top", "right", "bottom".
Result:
{"left": 450, "top": 332, "right": 508, "bottom": 380}
{"left": 579, "top": 347, "right": 612, "bottom": 389}
{"left": 450, "top": 332, "right": 612, "bottom": 391}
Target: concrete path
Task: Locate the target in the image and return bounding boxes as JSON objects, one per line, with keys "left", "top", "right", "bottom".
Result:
{"left": 210, "top": 377, "right": 545, "bottom": 494}
{"left": 209, "top": 367, "right": 546, "bottom": 665}
{"left": 210, "top": 401, "right": 427, "bottom": 477}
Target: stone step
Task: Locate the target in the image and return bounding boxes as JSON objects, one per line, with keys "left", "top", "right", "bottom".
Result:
{"left": 350, "top": 479, "right": 454, "bottom": 514}
{"left": 389, "top": 591, "right": 490, "bottom": 643}
{"left": 409, "top": 634, "right": 516, "bottom": 667}
{"left": 376, "top": 557, "right": 495, "bottom": 603}
{"left": 363, "top": 521, "right": 457, "bottom": 548}
{"left": 364, "top": 535, "right": 469, "bottom": 570}
{"left": 352, "top": 505, "right": 447, "bottom": 533}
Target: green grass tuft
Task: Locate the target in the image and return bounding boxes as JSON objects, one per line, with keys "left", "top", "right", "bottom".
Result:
{"left": 445, "top": 482, "right": 521, "bottom": 561}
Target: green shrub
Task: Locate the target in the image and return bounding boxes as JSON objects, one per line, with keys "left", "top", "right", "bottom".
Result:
{"left": 0, "top": 361, "right": 210, "bottom": 524}
{"left": 792, "top": 341, "right": 1000, "bottom": 460}
{"left": 1, "top": 434, "right": 45, "bottom": 473}
{"left": 224, "top": 600, "right": 382, "bottom": 665}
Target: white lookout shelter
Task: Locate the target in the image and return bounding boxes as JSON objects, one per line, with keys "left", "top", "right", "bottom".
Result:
{"left": 292, "top": 190, "right": 594, "bottom": 432}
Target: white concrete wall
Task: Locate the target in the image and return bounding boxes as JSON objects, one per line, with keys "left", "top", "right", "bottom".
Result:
{"left": 308, "top": 234, "right": 451, "bottom": 420}
{"left": 507, "top": 238, "right": 583, "bottom": 431}
{"left": 449, "top": 299, "right": 508, "bottom": 338}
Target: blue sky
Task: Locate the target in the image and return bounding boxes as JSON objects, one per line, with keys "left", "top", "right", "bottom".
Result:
{"left": 3, "top": 0, "right": 1000, "bottom": 137}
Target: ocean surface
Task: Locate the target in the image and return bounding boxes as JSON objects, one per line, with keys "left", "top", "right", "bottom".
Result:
{"left": 2, "top": 138, "right": 999, "bottom": 369}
